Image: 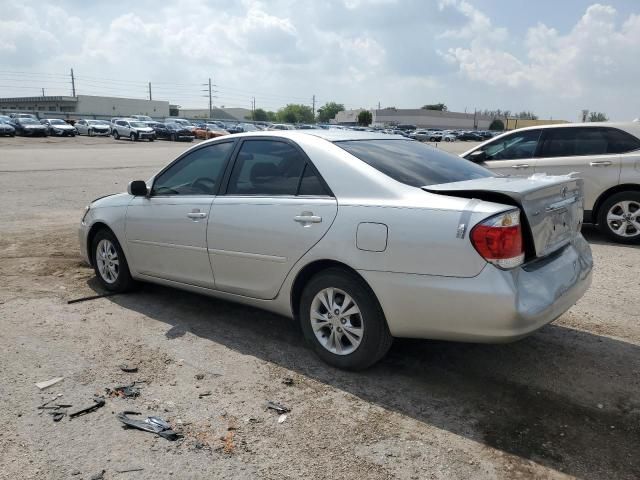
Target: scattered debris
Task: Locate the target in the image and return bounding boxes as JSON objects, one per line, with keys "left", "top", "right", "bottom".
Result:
{"left": 278, "top": 414, "right": 287, "bottom": 424}
{"left": 222, "top": 430, "right": 235, "bottom": 454}
{"left": 116, "top": 411, "right": 180, "bottom": 440}
{"left": 282, "top": 377, "right": 294, "bottom": 386}
{"left": 67, "top": 292, "right": 119, "bottom": 304}
{"left": 106, "top": 382, "right": 142, "bottom": 399}
{"left": 51, "top": 412, "right": 66, "bottom": 422}
{"left": 265, "top": 401, "right": 290, "bottom": 414}
{"left": 90, "top": 469, "right": 106, "bottom": 480}
{"left": 115, "top": 467, "right": 144, "bottom": 474}
{"left": 69, "top": 397, "right": 106, "bottom": 419}
{"left": 597, "top": 403, "right": 604, "bottom": 409}
{"left": 119, "top": 364, "right": 138, "bottom": 373}
{"left": 194, "top": 373, "right": 205, "bottom": 380}
{"left": 71, "top": 470, "right": 81, "bottom": 476}
{"left": 198, "top": 391, "right": 212, "bottom": 399}
{"left": 35, "top": 377, "right": 64, "bottom": 390}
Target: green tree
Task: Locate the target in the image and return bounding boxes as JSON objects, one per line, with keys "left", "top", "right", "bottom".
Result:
{"left": 516, "top": 111, "right": 538, "bottom": 120}
{"left": 588, "top": 111, "right": 608, "bottom": 122}
{"left": 489, "top": 119, "right": 505, "bottom": 131}
{"left": 252, "top": 108, "right": 268, "bottom": 121}
{"left": 316, "top": 102, "right": 345, "bottom": 123}
{"left": 421, "top": 103, "right": 447, "bottom": 111}
{"left": 357, "top": 110, "right": 372, "bottom": 126}
{"left": 266, "top": 111, "right": 277, "bottom": 122}
{"left": 276, "top": 104, "right": 314, "bottom": 124}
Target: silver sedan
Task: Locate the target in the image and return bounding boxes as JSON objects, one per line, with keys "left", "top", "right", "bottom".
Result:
{"left": 79, "top": 131, "right": 593, "bottom": 369}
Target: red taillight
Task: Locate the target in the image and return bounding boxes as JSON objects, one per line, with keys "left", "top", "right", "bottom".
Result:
{"left": 470, "top": 210, "right": 524, "bottom": 269}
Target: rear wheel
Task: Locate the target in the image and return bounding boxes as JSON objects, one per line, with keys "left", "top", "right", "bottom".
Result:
{"left": 299, "top": 268, "right": 392, "bottom": 370}
{"left": 91, "top": 229, "right": 135, "bottom": 292}
{"left": 598, "top": 191, "right": 640, "bottom": 244}
{"left": 113, "top": 130, "right": 120, "bottom": 140}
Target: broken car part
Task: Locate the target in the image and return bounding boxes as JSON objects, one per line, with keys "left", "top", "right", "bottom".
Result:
{"left": 69, "top": 397, "right": 105, "bottom": 419}
{"left": 116, "top": 411, "right": 179, "bottom": 440}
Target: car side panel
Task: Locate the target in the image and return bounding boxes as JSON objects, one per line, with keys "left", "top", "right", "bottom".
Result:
{"left": 618, "top": 151, "right": 640, "bottom": 188}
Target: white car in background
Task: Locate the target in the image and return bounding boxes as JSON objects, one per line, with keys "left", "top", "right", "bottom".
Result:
{"left": 112, "top": 119, "right": 155, "bottom": 141}
{"left": 462, "top": 122, "right": 640, "bottom": 243}
{"left": 75, "top": 119, "right": 111, "bottom": 136}
{"left": 40, "top": 118, "right": 76, "bottom": 137}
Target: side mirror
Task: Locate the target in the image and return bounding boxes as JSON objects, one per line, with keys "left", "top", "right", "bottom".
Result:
{"left": 128, "top": 180, "right": 148, "bottom": 196}
{"left": 468, "top": 150, "right": 487, "bottom": 162}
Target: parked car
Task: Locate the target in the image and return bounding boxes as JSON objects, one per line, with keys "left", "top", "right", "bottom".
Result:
{"left": 130, "top": 115, "right": 153, "bottom": 122}
{"left": 461, "top": 122, "right": 640, "bottom": 243}
{"left": 409, "top": 130, "right": 431, "bottom": 141}
{"left": 13, "top": 118, "right": 48, "bottom": 136}
{"left": 75, "top": 119, "right": 111, "bottom": 136}
{"left": 112, "top": 119, "right": 155, "bottom": 141}
{"left": 269, "top": 124, "right": 295, "bottom": 131}
{"left": 0, "top": 119, "right": 16, "bottom": 136}
{"left": 10, "top": 113, "right": 38, "bottom": 120}
{"left": 457, "top": 131, "right": 484, "bottom": 141}
{"left": 79, "top": 130, "right": 592, "bottom": 369}
{"left": 164, "top": 118, "right": 196, "bottom": 132}
{"left": 152, "top": 122, "right": 195, "bottom": 141}
{"left": 40, "top": 118, "right": 77, "bottom": 137}
{"left": 194, "top": 124, "right": 229, "bottom": 140}
{"left": 441, "top": 132, "right": 457, "bottom": 142}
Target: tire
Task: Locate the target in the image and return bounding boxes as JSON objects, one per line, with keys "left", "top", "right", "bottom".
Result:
{"left": 113, "top": 130, "right": 120, "bottom": 140}
{"left": 170, "top": 133, "right": 176, "bottom": 142}
{"left": 299, "top": 267, "right": 393, "bottom": 370}
{"left": 88, "top": 129, "right": 94, "bottom": 137}
{"left": 91, "top": 229, "right": 135, "bottom": 292}
{"left": 130, "top": 133, "right": 136, "bottom": 142}
{"left": 597, "top": 191, "right": 640, "bottom": 244}
{"left": 149, "top": 137, "right": 154, "bottom": 142}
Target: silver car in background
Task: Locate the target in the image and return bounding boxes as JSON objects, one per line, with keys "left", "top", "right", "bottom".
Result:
{"left": 79, "top": 131, "right": 592, "bottom": 369}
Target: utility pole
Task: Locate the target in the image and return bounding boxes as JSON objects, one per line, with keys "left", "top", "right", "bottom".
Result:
{"left": 42, "top": 88, "right": 45, "bottom": 97}
{"left": 201, "top": 77, "right": 217, "bottom": 119}
{"left": 378, "top": 101, "right": 381, "bottom": 110}
{"left": 312, "top": 94, "right": 316, "bottom": 118}
{"left": 148, "top": 82, "right": 152, "bottom": 101}
{"left": 70, "top": 68, "right": 76, "bottom": 97}
{"left": 208, "top": 78, "right": 212, "bottom": 119}
{"left": 251, "top": 97, "right": 256, "bottom": 120}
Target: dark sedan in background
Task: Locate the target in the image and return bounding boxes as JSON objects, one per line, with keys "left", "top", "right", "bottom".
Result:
{"left": 0, "top": 119, "right": 16, "bottom": 136}
{"left": 148, "top": 122, "right": 194, "bottom": 141}
{"left": 13, "top": 118, "right": 48, "bottom": 136}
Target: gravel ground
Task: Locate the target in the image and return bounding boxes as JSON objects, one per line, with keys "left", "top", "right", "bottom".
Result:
{"left": 0, "top": 136, "right": 638, "bottom": 480}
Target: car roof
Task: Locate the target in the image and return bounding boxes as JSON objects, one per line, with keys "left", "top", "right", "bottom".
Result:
{"left": 503, "top": 121, "right": 640, "bottom": 137}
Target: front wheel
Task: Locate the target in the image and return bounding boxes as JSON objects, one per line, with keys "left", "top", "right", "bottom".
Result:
{"left": 598, "top": 191, "right": 640, "bottom": 244}
{"left": 299, "top": 268, "right": 392, "bottom": 370}
{"left": 91, "top": 229, "right": 135, "bottom": 292}
{"left": 130, "top": 133, "right": 137, "bottom": 142}
{"left": 170, "top": 133, "right": 177, "bottom": 142}
{"left": 113, "top": 130, "right": 120, "bottom": 140}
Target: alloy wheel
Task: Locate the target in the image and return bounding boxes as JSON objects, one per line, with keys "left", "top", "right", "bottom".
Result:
{"left": 606, "top": 200, "right": 640, "bottom": 238}
{"left": 96, "top": 239, "right": 119, "bottom": 284}
{"left": 310, "top": 287, "right": 364, "bottom": 355}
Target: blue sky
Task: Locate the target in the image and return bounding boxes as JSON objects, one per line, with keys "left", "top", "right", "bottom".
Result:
{"left": 1, "top": 0, "right": 638, "bottom": 120}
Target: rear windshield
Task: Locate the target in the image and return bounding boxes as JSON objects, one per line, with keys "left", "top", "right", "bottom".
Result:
{"left": 336, "top": 139, "right": 493, "bottom": 187}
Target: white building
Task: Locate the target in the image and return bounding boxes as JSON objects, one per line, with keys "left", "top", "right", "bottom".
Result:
{"left": 334, "top": 108, "right": 495, "bottom": 129}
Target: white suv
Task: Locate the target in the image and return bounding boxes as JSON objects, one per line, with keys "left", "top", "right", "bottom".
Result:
{"left": 462, "top": 122, "right": 640, "bottom": 243}
{"left": 112, "top": 118, "right": 155, "bottom": 142}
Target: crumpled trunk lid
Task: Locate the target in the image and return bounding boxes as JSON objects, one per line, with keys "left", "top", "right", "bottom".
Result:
{"left": 423, "top": 174, "right": 584, "bottom": 258}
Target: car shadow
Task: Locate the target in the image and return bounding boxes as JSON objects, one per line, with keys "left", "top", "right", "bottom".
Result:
{"left": 581, "top": 224, "right": 640, "bottom": 249}
{"left": 92, "top": 278, "right": 640, "bottom": 479}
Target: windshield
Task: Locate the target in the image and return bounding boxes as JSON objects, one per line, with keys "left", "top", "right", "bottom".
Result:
{"left": 336, "top": 139, "right": 493, "bottom": 187}
{"left": 50, "top": 119, "right": 66, "bottom": 125}
{"left": 130, "top": 122, "right": 147, "bottom": 128}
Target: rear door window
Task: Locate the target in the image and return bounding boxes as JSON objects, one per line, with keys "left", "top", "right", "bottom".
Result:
{"left": 604, "top": 128, "right": 640, "bottom": 153}
{"left": 538, "top": 127, "right": 610, "bottom": 157}
{"left": 336, "top": 139, "right": 492, "bottom": 187}
{"left": 226, "top": 140, "right": 306, "bottom": 195}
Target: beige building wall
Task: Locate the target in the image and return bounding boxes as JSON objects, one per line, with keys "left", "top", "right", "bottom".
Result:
{"left": 504, "top": 118, "right": 569, "bottom": 130}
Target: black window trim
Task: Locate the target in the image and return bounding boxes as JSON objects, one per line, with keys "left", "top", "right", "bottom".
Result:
{"left": 149, "top": 139, "right": 238, "bottom": 197}
{"left": 219, "top": 136, "right": 334, "bottom": 198}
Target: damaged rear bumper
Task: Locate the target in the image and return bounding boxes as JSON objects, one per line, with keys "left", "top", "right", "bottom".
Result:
{"left": 359, "top": 234, "right": 593, "bottom": 342}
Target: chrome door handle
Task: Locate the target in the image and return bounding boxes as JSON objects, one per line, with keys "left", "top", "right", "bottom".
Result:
{"left": 187, "top": 211, "right": 207, "bottom": 219}
{"left": 294, "top": 214, "right": 322, "bottom": 224}
{"left": 590, "top": 160, "right": 612, "bottom": 166}
{"left": 511, "top": 164, "right": 530, "bottom": 169}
